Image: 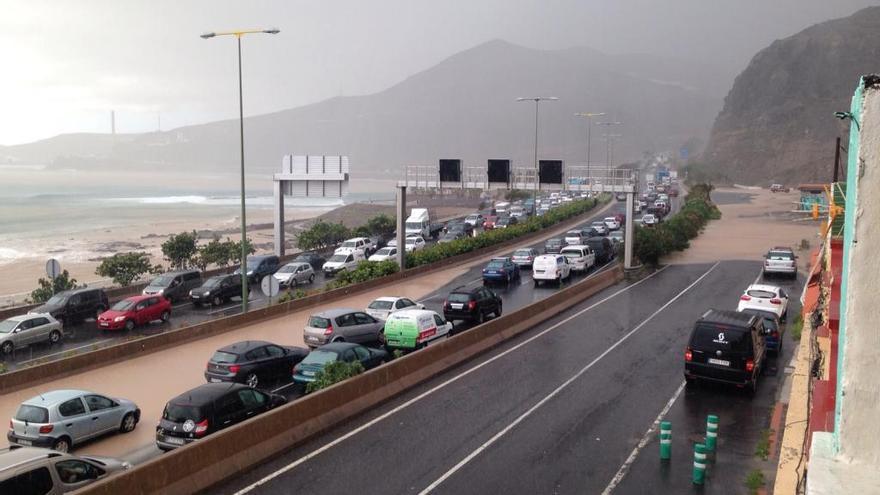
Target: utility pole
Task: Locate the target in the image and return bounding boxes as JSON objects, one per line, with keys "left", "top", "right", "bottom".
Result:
{"left": 516, "top": 97, "right": 559, "bottom": 214}
{"left": 574, "top": 112, "right": 605, "bottom": 184}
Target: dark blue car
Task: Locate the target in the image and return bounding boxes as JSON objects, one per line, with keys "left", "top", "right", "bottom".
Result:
{"left": 482, "top": 257, "right": 521, "bottom": 285}
{"left": 742, "top": 309, "right": 782, "bottom": 355}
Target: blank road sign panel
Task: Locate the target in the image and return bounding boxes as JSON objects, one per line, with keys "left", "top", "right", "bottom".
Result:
{"left": 487, "top": 159, "right": 511, "bottom": 183}
{"left": 539, "top": 160, "right": 563, "bottom": 184}
{"left": 439, "top": 159, "right": 462, "bottom": 182}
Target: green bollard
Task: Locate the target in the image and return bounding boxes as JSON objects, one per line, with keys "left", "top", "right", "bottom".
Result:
{"left": 706, "top": 414, "right": 719, "bottom": 452}
{"left": 693, "top": 443, "right": 707, "bottom": 485}
{"left": 659, "top": 421, "right": 672, "bottom": 460}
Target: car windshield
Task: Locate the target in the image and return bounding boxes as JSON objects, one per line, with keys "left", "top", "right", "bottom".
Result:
{"left": 592, "top": 222, "right": 604, "bottom": 227}
{"left": 294, "top": 254, "right": 313, "bottom": 262}
{"left": 276, "top": 265, "right": 295, "bottom": 273}
{"left": 341, "top": 241, "right": 357, "bottom": 248}
{"left": 368, "top": 300, "right": 394, "bottom": 310}
{"left": 448, "top": 293, "right": 471, "bottom": 303}
{"left": 151, "top": 275, "right": 174, "bottom": 286}
{"left": 302, "top": 350, "right": 339, "bottom": 365}
{"left": 203, "top": 277, "right": 225, "bottom": 288}
{"left": 111, "top": 300, "right": 136, "bottom": 311}
{"left": 561, "top": 249, "right": 581, "bottom": 256}
{"left": 328, "top": 255, "right": 348, "bottom": 263}
{"left": 691, "top": 324, "right": 751, "bottom": 353}
{"left": 746, "top": 289, "right": 776, "bottom": 299}
{"left": 546, "top": 239, "right": 561, "bottom": 246}
{"left": 405, "top": 238, "right": 419, "bottom": 244}
{"left": 0, "top": 320, "right": 18, "bottom": 333}
{"left": 566, "top": 231, "right": 581, "bottom": 236}
{"left": 163, "top": 404, "right": 202, "bottom": 423}
{"left": 308, "top": 316, "right": 331, "bottom": 328}
{"left": 405, "top": 222, "right": 423, "bottom": 230}
{"left": 513, "top": 249, "right": 531, "bottom": 257}
{"left": 246, "top": 261, "right": 260, "bottom": 270}
{"left": 768, "top": 251, "right": 793, "bottom": 260}
{"left": 486, "top": 261, "right": 505, "bottom": 269}
{"left": 376, "top": 248, "right": 394, "bottom": 255}
{"left": 15, "top": 404, "right": 49, "bottom": 423}
{"left": 45, "top": 294, "right": 67, "bottom": 305}
{"left": 211, "top": 351, "right": 238, "bottom": 364}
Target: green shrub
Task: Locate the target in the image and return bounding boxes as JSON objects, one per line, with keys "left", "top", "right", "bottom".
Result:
{"left": 305, "top": 360, "right": 365, "bottom": 393}
{"left": 324, "top": 260, "right": 400, "bottom": 291}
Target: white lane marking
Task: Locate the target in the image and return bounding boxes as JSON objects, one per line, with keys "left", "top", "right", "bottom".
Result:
{"left": 172, "top": 302, "right": 191, "bottom": 309}
{"left": 15, "top": 339, "right": 116, "bottom": 365}
{"left": 418, "top": 262, "right": 720, "bottom": 494}
{"left": 601, "top": 380, "right": 687, "bottom": 494}
{"left": 271, "top": 382, "right": 300, "bottom": 394}
{"left": 753, "top": 268, "right": 763, "bottom": 285}
{"left": 207, "top": 303, "right": 242, "bottom": 315}
{"left": 231, "top": 265, "right": 670, "bottom": 495}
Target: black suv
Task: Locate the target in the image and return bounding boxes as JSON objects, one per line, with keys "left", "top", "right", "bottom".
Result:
{"left": 585, "top": 237, "right": 614, "bottom": 264}
{"left": 293, "top": 252, "right": 326, "bottom": 271}
{"left": 443, "top": 286, "right": 502, "bottom": 325}
{"left": 190, "top": 274, "right": 246, "bottom": 307}
{"left": 30, "top": 287, "right": 109, "bottom": 326}
{"left": 684, "top": 309, "right": 767, "bottom": 393}
{"left": 156, "top": 382, "right": 285, "bottom": 451}
{"left": 235, "top": 255, "right": 281, "bottom": 284}
{"left": 204, "top": 340, "right": 308, "bottom": 388}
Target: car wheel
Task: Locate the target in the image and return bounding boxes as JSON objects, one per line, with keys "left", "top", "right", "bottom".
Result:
{"left": 495, "top": 304, "right": 503, "bottom": 318}
{"left": 246, "top": 373, "right": 259, "bottom": 388}
{"left": 212, "top": 295, "right": 222, "bottom": 306}
{"left": 124, "top": 320, "right": 135, "bottom": 332}
{"left": 120, "top": 413, "right": 137, "bottom": 433}
{"left": 533, "top": 279, "right": 539, "bottom": 288}
{"left": 49, "top": 330, "right": 62, "bottom": 345}
{"left": 476, "top": 311, "right": 485, "bottom": 324}
{"left": 747, "top": 379, "right": 758, "bottom": 396}
{"left": 332, "top": 337, "right": 345, "bottom": 343}
{"left": 781, "top": 310, "right": 788, "bottom": 323}
{"left": 309, "top": 274, "right": 315, "bottom": 283}
{"left": 1, "top": 341, "right": 13, "bottom": 355}
{"left": 52, "top": 437, "right": 71, "bottom": 453}
{"left": 161, "top": 311, "right": 170, "bottom": 323}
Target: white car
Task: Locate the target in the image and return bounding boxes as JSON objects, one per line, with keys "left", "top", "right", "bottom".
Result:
{"left": 334, "top": 237, "right": 374, "bottom": 257}
{"left": 560, "top": 245, "right": 596, "bottom": 272}
{"left": 322, "top": 251, "right": 365, "bottom": 277}
{"left": 404, "top": 236, "right": 426, "bottom": 253}
{"left": 464, "top": 214, "right": 484, "bottom": 227}
{"left": 590, "top": 221, "right": 608, "bottom": 236}
{"left": 564, "top": 230, "right": 585, "bottom": 245}
{"left": 532, "top": 254, "right": 572, "bottom": 286}
{"left": 737, "top": 284, "right": 790, "bottom": 321}
{"left": 368, "top": 247, "right": 398, "bottom": 262}
{"left": 365, "top": 296, "right": 425, "bottom": 320}
{"left": 603, "top": 217, "right": 621, "bottom": 231}
{"left": 641, "top": 214, "right": 657, "bottom": 226}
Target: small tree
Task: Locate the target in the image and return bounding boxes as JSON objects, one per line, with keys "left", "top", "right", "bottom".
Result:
{"left": 225, "top": 237, "right": 256, "bottom": 265}
{"left": 30, "top": 270, "right": 78, "bottom": 303}
{"left": 296, "top": 221, "right": 350, "bottom": 251}
{"left": 305, "top": 360, "right": 365, "bottom": 393}
{"left": 95, "top": 252, "right": 155, "bottom": 287}
{"left": 161, "top": 231, "right": 199, "bottom": 270}
{"left": 364, "top": 214, "right": 395, "bottom": 238}
{"left": 196, "top": 238, "right": 231, "bottom": 270}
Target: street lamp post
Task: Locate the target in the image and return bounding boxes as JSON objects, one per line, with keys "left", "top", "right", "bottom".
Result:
{"left": 516, "top": 97, "right": 558, "bottom": 213}
{"left": 574, "top": 112, "right": 605, "bottom": 183}
{"left": 201, "top": 28, "right": 280, "bottom": 314}
{"left": 596, "top": 120, "right": 623, "bottom": 185}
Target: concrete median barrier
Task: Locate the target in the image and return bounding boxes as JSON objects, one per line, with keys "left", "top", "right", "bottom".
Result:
{"left": 75, "top": 265, "right": 623, "bottom": 495}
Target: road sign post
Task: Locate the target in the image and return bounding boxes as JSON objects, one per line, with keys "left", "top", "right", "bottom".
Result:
{"left": 693, "top": 443, "right": 707, "bottom": 485}
{"left": 46, "top": 259, "right": 61, "bottom": 295}
{"left": 706, "top": 414, "right": 719, "bottom": 452}
{"left": 660, "top": 421, "right": 672, "bottom": 460}
{"left": 261, "top": 275, "right": 280, "bottom": 306}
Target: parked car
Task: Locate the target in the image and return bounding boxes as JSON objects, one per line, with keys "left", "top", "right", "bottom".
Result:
{"left": 273, "top": 262, "right": 315, "bottom": 288}
{"left": 763, "top": 247, "right": 797, "bottom": 279}
{"left": 322, "top": 252, "right": 365, "bottom": 277}
{"left": 8, "top": 390, "right": 140, "bottom": 452}
{"left": 0, "top": 447, "right": 131, "bottom": 493}
{"left": 234, "top": 255, "right": 281, "bottom": 284}
{"left": 293, "top": 252, "right": 326, "bottom": 271}
{"left": 585, "top": 237, "right": 614, "bottom": 264}
{"left": 737, "top": 284, "right": 790, "bottom": 321}
{"left": 190, "top": 274, "right": 245, "bottom": 307}
{"left": 365, "top": 296, "right": 424, "bottom": 320}
{"left": 156, "top": 383, "right": 285, "bottom": 451}
{"left": 495, "top": 216, "right": 518, "bottom": 229}
{"left": 464, "top": 214, "right": 485, "bottom": 228}
{"left": 204, "top": 340, "right": 309, "bottom": 388}
{"left": 404, "top": 236, "right": 426, "bottom": 253}
{"left": 564, "top": 230, "right": 586, "bottom": 246}
{"left": 740, "top": 309, "right": 783, "bottom": 355}
{"left": 0, "top": 314, "right": 63, "bottom": 356}
{"left": 443, "top": 286, "right": 502, "bottom": 324}
{"left": 303, "top": 308, "right": 384, "bottom": 348}
{"left": 30, "top": 287, "right": 109, "bottom": 327}
{"left": 590, "top": 221, "right": 608, "bottom": 235}
{"left": 143, "top": 270, "right": 202, "bottom": 303}
{"left": 532, "top": 254, "right": 572, "bottom": 286}
{"left": 368, "top": 247, "right": 398, "bottom": 262}
{"left": 334, "top": 237, "right": 375, "bottom": 257}
{"left": 511, "top": 248, "right": 539, "bottom": 268}
{"left": 641, "top": 214, "right": 657, "bottom": 226}
{"left": 560, "top": 245, "right": 596, "bottom": 273}
{"left": 292, "top": 342, "right": 388, "bottom": 386}
{"left": 381, "top": 309, "right": 453, "bottom": 351}
{"left": 96, "top": 295, "right": 171, "bottom": 331}
{"left": 603, "top": 217, "right": 621, "bottom": 231}
{"left": 482, "top": 257, "right": 521, "bottom": 285}
{"left": 544, "top": 238, "right": 565, "bottom": 254}
{"left": 684, "top": 309, "right": 767, "bottom": 393}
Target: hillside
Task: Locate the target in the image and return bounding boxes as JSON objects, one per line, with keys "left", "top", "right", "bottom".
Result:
{"left": 2, "top": 40, "right": 722, "bottom": 179}
{"left": 701, "top": 7, "right": 880, "bottom": 185}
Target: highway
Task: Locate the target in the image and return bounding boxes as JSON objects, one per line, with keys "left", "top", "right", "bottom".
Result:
{"left": 212, "top": 259, "right": 801, "bottom": 495}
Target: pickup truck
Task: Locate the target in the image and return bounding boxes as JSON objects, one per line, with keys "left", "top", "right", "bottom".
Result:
{"left": 334, "top": 237, "right": 376, "bottom": 257}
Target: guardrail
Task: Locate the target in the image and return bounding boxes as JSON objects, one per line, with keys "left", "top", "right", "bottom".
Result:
{"left": 0, "top": 200, "right": 610, "bottom": 393}
{"left": 77, "top": 265, "right": 623, "bottom": 495}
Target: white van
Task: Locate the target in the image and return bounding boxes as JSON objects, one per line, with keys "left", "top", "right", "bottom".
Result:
{"left": 560, "top": 245, "right": 596, "bottom": 272}
{"left": 494, "top": 202, "right": 510, "bottom": 215}
{"left": 532, "top": 254, "right": 572, "bottom": 286}
{"left": 381, "top": 309, "right": 452, "bottom": 350}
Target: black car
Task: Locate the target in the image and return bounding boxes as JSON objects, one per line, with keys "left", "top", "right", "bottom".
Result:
{"left": 156, "top": 382, "right": 285, "bottom": 451}
{"left": 443, "top": 286, "right": 502, "bottom": 325}
{"left": 204, "top": 340, "right": 309, "bottom": 388}
{"left": 585, "top": 236, "right": 614, "bottom": 264}
{"left": 438, "top": 231, "right": 466, "bottom": 244}
{"left": 235, "top": 255, "right": 280, "bottom": 284}
{"left": 581, "top": 227, "right": 601, "bottom": 238}
{"left": 293, "top": 252, "right": 326, "bottom": 271}
{"left": 190, "top": 274, "right": 246, "bottom": 307}
{"left": 30, "top": 287, "right": 109, "bottom": 326}
{"left": 445, "top": 221, "right": 474, "bottom": 237}
{"left": 684, "top": 309, "right": 767, "bottom": 393}
{"left": 544, "top": 238, "right": 565, "bottom": 254}
{"left": 495, "top": 216, "right": 518, "bottom": 229}
{"left": 292, "top": 342, "right": 388, "bottom": 387}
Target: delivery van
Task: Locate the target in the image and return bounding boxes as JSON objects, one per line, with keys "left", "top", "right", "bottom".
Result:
{"left": 381, "top": 309, "right": 452, "bottom": 351}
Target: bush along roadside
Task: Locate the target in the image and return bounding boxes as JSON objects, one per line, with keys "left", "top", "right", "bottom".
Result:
{"left": 634, "top": 183, "right": 720, "bottom": 266}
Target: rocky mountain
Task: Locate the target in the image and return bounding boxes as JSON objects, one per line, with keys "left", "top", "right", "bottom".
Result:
{"left": 2, "top": 40, "right": 722, "bottom": 179}
{"left": 701, "top": 7, "right": 880, "bottom": 185}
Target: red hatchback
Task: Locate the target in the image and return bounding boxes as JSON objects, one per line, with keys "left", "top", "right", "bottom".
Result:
{"left": 97, "top": 295, "right": 171, "bottom": 331}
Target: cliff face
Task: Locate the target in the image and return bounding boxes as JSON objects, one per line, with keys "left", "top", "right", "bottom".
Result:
{"left": 702, "top": 7, "right": 880, "bottom": 185}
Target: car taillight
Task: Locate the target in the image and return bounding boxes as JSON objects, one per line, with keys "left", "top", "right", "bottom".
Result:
{"left": 324, "top": 324, "right": 334, "bottom": 336}
{"left": 745, "top": 359, "right": 755, "bottom": 372}
{"left": 443, "top": 299, "right": 449, "bottom": 308}
{"left": 194, "top": 419, "right": 209, "bottom": 437}
{"left": 685, "top": 347, "right": 692, "bottom": 362}
{"left": 769, "top": 298, "right": 782, "bottom": 305}
{"left": 468, "top": 300, "right": 477, "bottom": 310}
{"left": 228, "top": 365, "right": 241, "bottom": 374}
{"left": 499, "top": 269, "right": 506, "bottom": 274}
{"left": 740, "top": 295, "right": 751, "bottom": 301}
{"left": 39, "top": 424, "right": 53, "bottom": 434}
{"left": 772, "top": 330, "right": 779, "bottom": 338}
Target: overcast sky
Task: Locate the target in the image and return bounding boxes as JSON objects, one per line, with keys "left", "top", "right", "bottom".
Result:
{"left": 2, "top": 0, "right": 876, "bottom": 145}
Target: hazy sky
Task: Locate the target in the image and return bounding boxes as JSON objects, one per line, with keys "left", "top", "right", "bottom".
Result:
{"left": 2, "top": 0, "right": 876, "bottom": 145}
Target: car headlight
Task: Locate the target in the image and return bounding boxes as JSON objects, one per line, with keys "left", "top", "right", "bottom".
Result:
{"left": 122, "top": 461, "right": 133, "bottom": 470}
{"left": 114, "top": 316, "right": 126, "bottom": 322}
{"left": 247, "top": 271, "right": 254, "bottom": 275}
{"left": 188, "top": 289, "right": 193, "bottom": 296}
{"left": 203, "top": 291, "right": 211, "bottom": 296}
{"left": 156, "top": 289, "right": 164, "bottom": 295}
